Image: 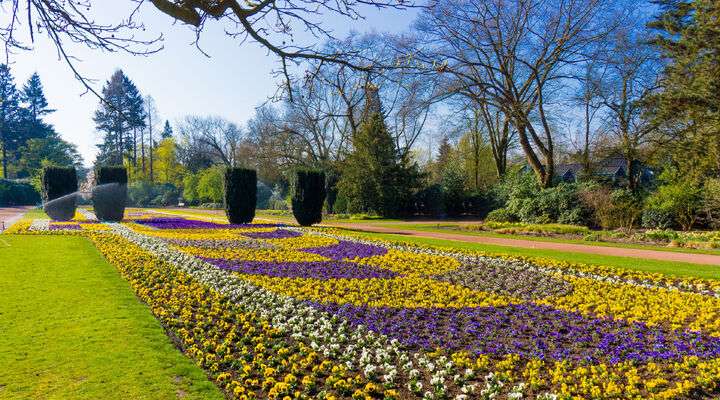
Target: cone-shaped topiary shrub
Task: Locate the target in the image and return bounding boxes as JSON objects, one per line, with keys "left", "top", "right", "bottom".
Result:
{"left": 224, "top": 168, "right": 256, "bottom": 224}
{"left": 41, "top": 166, "right": 78, "bottom": 221}
{"left": 291, "top": 169, "right": 326, "bottom": 226}
{"left": 93, "top": 166, "right": 128, "bottom": 221}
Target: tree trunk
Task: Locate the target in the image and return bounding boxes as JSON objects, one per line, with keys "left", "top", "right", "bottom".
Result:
{"left": 516, "top": 122, "right": 551, "bottom": 188}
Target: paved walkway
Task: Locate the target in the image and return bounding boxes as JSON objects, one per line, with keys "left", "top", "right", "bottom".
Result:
{"left": 0, "top": 206, "right": 32, "bottom": 232}
{"left": 152, "top": 208, "right": 720, "bottom": 266}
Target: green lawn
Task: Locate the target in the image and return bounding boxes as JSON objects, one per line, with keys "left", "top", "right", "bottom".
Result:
{"left": 346, "top": 230, "right": 720, "bottom": 280}
{"left": 0, "top": 234, "right": 223, "bottom": 400}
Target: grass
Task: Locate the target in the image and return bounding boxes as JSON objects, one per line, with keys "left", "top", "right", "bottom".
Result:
{"left": 0, "top": 232, "right": 223, "bottom": 400}
{"left": 345, "top": 229, "right": 720, "bottom": 281}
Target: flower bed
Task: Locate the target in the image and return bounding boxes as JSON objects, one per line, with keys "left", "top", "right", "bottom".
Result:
{"left": 12, "top": 213, "right": 720, "bottom": 399}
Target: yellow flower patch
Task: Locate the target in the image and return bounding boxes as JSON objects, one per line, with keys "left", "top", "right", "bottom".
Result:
{"left": 539, "top": 276, "right": 720, "bottom": 335}
{"left": 353, "top": 249, "right": 461, "bottom": 276}
{"left": 178, "top": 246, "right": 329, "bottom": 263}
{"left": 240, "top": 275, "right": 514, "bottom": 308}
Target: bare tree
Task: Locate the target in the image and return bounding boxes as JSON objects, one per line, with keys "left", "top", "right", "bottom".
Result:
{"left": 413, "top": 0, "right": 616, "bottom": 187}
{"left": 176, "top": 115, "right": 246, "bottom": 167}
{"left": 2, "top": 0, "right": 412, "bottom": 97}
{"left": 597, "top": 23, "right": 660, "bottom": 191}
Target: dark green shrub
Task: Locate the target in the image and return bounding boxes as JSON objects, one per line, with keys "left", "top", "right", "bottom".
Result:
{"left": 291, "top": 170, "right": 326, "bottom": 226}
{"left": 0, "top": 179, "right": 40, "bottom": 206}
{"left": 485, "top": 208, "right": 515, "bottom": 223}
{"left": 224, "top": 168, "right": 256, "bottom": 224}
{"left": 41, "top": 166, "right": 78, "bottom": 221}
{"left": 641, "top": 208, "right": 674, "bottom": 230}
{"left": 413, "top": 184, "right": 444, "bottom": 216}
{"left": 93, "top": 166, "right": 128, "bottom": 221}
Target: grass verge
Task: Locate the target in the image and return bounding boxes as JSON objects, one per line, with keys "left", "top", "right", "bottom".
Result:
{"left": 0, "top": 233, "right": 223, "bottom": 400}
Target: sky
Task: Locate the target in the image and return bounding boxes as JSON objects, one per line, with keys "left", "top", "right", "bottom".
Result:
{"left": 6, "top": 2, "right": 418, "bottom": 166}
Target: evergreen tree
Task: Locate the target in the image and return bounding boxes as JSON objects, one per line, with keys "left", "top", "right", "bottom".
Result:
{"left": 0, "top": 64, "right": 20, "bottom": 178}
{"left": 649, "top": 0, "right": 720, "bottom": 179}
{"left": 93, "top": 70, "right": 145, "bottom": 166}
{"left": 22, "top": 73, "right": 53, "bottom": 121}
{"left": 161, "top": 120, "right": 173, "bottom": 138}
{"left": 338, "top": 84, "right": 417, "bottom": 216}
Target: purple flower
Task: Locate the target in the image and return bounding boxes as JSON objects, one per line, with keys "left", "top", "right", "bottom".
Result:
{"left": 49, "top": 224, "right": 81, "bottom": 230}
{"left": 243, "top": 229, "right": 303, "bottom": 239}
{"left": 308, "top": 302, "right": 720, "bottom": 364}
{"left": 136, "top": 217, "right": 283, "bottom": 230}
{"left": 202, "top": 258, "right": 399, "bottom": 279}
{"left": 302, "top": 240, "right": 388, "bottom": 260}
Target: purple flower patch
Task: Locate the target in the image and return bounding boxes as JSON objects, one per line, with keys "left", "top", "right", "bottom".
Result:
{"left": 302, "top": 240, "right": 388, "bottom": 260}
{"left": 136, "top": 217, "right": 283, "bottom": 230}
{"left": 202, "top": 258, "right": 399, "bottom": 279}
{"left": 308, "top": 302, "right": 720, "bottom": 364}
{"left": 49, "top": 224, "right": 81, "bottom": 230}
{"left": 243, "top": 229, "right": 303, "bottom": 239}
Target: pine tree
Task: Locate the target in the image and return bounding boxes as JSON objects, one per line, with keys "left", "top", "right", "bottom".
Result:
{"left": 22, "top": 73, "right": 53, "bottom": 121}
{"left": 161, "top": 120, "right": 173, "bottom": 138}
{"left": 649, "top": 0, "right": 720, "bottom": 178}
{"left": 338, "top": 83, "right": 415, "bottom": 216}
{"left": 0, "top": 65, "right": 20, "bottom": 179}
{"left": 93, "top": 70, "right": 145, "bottom": 167}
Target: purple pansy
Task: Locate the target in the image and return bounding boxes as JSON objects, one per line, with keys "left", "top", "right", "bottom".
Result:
{"left": 202, "top": 258, "right": 399, "bottom": 279}
{"left": 302, "top": 240, "right": 388, "bottom": 260}
{"left": 136, "top": 217, "right": 283, "bottom": 230}
{"left": 242, "top": 229, "right": 303, "bottom": 239}
{"left": 308, "top": 302, "right": 720, "bottom": 364}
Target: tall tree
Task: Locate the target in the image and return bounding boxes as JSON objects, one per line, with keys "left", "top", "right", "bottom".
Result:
{"left": 22, "top": 73, "right": 54, "bottom": 123}
{"left": 414, "top": 0, "right": 616, "bottom": 187}
{"left": 649, "top": 0, "right": 720, "bottom": 179}
{"left": 93, "top": 70, "right": 145, "bottom": 166}
{"left": 338, "top": 84, "right": 417, "bottom": 216}
{"left": 161, "top": 120, "right": 173, "bottom": 139}
{"left": 0, "top": 65, "right": 20, "bottom": 178}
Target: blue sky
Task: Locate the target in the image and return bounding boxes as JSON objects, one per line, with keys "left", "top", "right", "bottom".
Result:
{"left": 7, "top": 2, "right": 418, "bottom": 166}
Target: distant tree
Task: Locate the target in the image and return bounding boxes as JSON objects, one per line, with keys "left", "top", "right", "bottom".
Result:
{"left": 176, "top": 116, "right": 246, "bottom": 167}
{"left": 22, "top": 73, "right": 54, "bottom": 122}
{"left": 153, "top": 138, "right": 184, "bottom": 186}
{"left": 161, "top": 120, "right": 173, "bottom": 139}
{"left": 93, "top": 70, "right": 145, "bottom": 166}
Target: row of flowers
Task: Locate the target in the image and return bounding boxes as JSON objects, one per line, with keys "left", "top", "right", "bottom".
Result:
{"left": 11, "top": 212, "right": 720, "bottom": 398}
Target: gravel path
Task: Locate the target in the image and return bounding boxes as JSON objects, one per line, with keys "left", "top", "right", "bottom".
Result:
{"left": 0, "top": 206, "right": 32, "bottom": 232}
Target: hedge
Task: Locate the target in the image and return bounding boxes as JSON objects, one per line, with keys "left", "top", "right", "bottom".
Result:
{"left": 224, "top": 168, "right": 256, "bottom": 224}
{"left": 291, "top": 170, "right": 326, "bottom": 226}
{"left": 41, "top": 167, "right": 78, "bottom": 221}
{"left": 93, "top": 166, "right": 128, "bottom": 222}
{"left": 0, "top": 179, "right": 40, "bottom": 207}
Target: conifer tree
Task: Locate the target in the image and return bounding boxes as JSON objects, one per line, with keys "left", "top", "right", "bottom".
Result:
{"left": 161, "top": 120, "right": 173, "bottom": 138}
{"left": 649, "top": 0, "right": 720, "bottom": 178}
{"left": 0, "top": 64, "right": 20, "bottom": 179}
{"left": 338, "top": 84, "right": 416, "bottom": 216}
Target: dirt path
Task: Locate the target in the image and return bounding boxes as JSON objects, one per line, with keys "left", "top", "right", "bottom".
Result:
{"left": 152, "top": 208, "right": 720, "bottom": 266}
{"left": 0, "top": 206, "right": 32, "bottom": 232}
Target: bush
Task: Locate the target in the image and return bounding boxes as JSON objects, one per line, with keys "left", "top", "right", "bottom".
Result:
{"left": 485, "top": 208, "right": 515, "bottom": 223}
{"left": 441, "top": 161, "right": 466, "bottom": 217}
{"left": 93, "top": 166, "right": 127, "bottom": 221}
{"left": 129, "top": 182, "right": 180, "bottom": 207}
{"left": 580, "top": 186, "right": 642, "bottom": 229}
{"left": 41, "top": 166, "right": 78, "bottom": 221}
{"left": 500, "top": 172, "right": 589, "bottom": 225}
{"left": 224, "top": 168, "right": 256, "bottom": 224}
{"left": 198, "top": 167, "right": 224, "bottom": 203}
{"left": 703, "top": 178, "right": 720, "bottom": 229}
{"left": 291, "top": 169, "right": 326, "bottom": 226}
{"left": 0, "top": 179, "right": 40, "bottom": 206}
{"left": 257, "top": 181, "right": 272, "bottom": 209}
{"left": 641, "top": 208, "right": 674, "bottom": 230}
{"left": 645, "top": 181, "right": 702, "bottom": 231}
{"left": 413, "top": 184, "right": 444, "bottom": 216}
